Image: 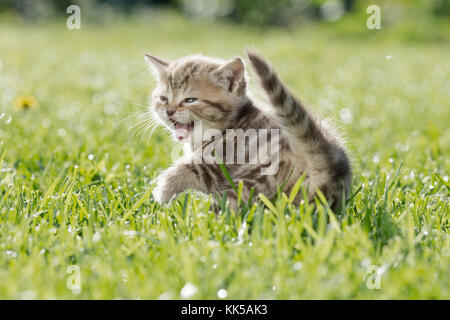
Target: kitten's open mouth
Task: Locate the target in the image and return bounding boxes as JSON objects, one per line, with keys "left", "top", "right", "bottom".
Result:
{"left": 170, "top": 120, "right": 194, "bottom": 140}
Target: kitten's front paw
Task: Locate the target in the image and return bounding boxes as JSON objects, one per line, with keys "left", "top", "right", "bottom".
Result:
{"left": 152, "top": 183, "right": 166, "bottom": 204}
{"left": 152, "top": 173, "right": 176, "bottom": 204}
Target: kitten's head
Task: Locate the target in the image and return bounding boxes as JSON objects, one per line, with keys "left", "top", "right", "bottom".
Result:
{"left": 145, "top": 53, "right": 248, "bottom": 144}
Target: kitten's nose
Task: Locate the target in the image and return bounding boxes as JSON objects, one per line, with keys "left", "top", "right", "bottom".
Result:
{"left": 166, "top": 109, "right": 176, "bottom": 117}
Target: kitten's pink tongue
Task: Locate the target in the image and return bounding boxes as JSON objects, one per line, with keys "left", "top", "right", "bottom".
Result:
{"left": 175, "top": 123, "right": 190, "bottom": 140}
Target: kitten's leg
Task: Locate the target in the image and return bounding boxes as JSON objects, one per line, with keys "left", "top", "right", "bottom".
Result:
{"left": 152, "top": 163, "right": 223, "bottom": 204}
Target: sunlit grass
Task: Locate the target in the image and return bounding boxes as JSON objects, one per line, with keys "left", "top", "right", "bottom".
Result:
{"left": 0, "top": 12, "right": 448, "bottom": 299}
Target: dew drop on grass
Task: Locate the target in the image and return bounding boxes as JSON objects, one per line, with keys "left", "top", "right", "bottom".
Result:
{"left": 372, "top": 154, "right": 380, "bottom": 164}
{"left": 5, "top": 250, "right": 17, "bottom": 258}
{"left": 121, "top": 271, "right": 129, "bottom": 282}
{"left": 339, "top": 108, "right": 353, "bottom": 124}
{"left": 361, "top": 258, "right": 371, "bottom": 268}
{"left": 292, "top": 262, "right": 303, "bottom": 271}
{"left": 217, "top": 289, "right": 227, "bottom": 299}
{"left": 0, "top": 113, "right": 12, "bottom": 125}
{"left": 88, "top": 154, "right": 94, "bottom": 160}
{"left": 180, "top": 283, "right": 198, "bottom": 299}
{"left": 158, "top": 292, "right": 173, "bottom": 300}
{"left": 93, "top": 231, "right": 101, "bottom": 243}
{"left": 57, "top": 128, "right": 66, "bottom": 137}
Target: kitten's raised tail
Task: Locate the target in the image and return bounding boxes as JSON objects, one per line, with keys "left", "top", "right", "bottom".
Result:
{"left": 247, "top": 50, "right": 326, "bottom": 152}
{"left": 247, "top": 50, "right": 351, "bottom": 208}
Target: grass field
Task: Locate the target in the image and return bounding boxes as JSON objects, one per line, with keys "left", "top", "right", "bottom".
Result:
{"left": 0, "top": 11, "right": 449, "bottom": 299}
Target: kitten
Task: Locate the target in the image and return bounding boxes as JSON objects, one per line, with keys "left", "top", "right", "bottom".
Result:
{"left": 145, "top": 50, "right": 351, "bottom": 211}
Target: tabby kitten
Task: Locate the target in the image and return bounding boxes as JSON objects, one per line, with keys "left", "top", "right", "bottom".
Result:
{"left": 145, "top": 50, "right": 351, "bottom": 210}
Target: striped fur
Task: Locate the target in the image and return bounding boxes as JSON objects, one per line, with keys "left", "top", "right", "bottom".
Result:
{"left": 146, "top": 51, "right": 351, "bottom": 211}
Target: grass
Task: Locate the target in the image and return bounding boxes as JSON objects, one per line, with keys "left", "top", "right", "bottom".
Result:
{"left": 0, "top": 10, "right": 449, "bottom": 299}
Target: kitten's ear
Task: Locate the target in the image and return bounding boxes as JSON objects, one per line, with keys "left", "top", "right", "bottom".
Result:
{"left": 214, "top": 57, "right": 246, "bottom": 93}
{"left": 144, "top": 53, "right": 169, "bottom": 77}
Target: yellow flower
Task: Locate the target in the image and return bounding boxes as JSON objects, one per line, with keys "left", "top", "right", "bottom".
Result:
{"left": 13, "top": 95, "right": 38, "bottom": 111}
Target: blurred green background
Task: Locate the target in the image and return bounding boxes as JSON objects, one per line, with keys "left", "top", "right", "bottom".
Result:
{"left": 0, "top": 0, "right": 448, "bottom": 299}
{"left": 1, "top": 0, "right": 449, "bottom": 25}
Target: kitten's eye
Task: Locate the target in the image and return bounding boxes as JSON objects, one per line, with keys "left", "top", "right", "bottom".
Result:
{"left": 184, "top": 98, "right": 197, "bottom": 104}
{"left": 160, "top": 96, "right": 168, "bottom": 103}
